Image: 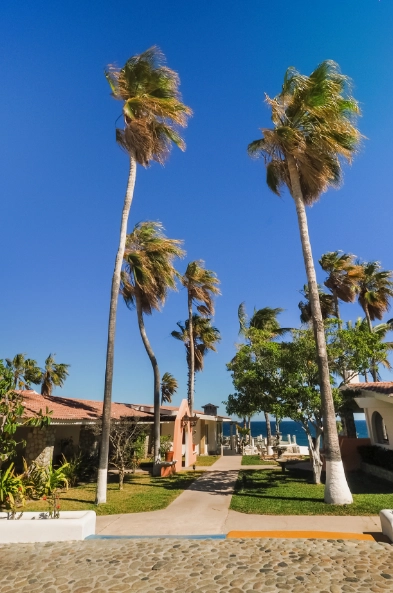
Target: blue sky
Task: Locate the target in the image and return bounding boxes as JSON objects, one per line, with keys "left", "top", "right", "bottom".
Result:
{"left": 1, "top": 1, "right": 392, "bottom": 418}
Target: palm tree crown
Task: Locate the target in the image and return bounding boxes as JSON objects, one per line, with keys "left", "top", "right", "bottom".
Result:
{"left": 161, "top": 372, "right": 178, "bottom": 405}
{"left": 172, "top": 315, "right": 221, "bottom": 372}
{"left": 319, "top": 251, "right": 363, "bottom": 318}
{"left": 238, "top": 303, "right": 288, "bottom": 338}
{"left": 105, "top": 46, "right": 192, "bottom": 166}
{"left": 121, "top": 221, "right": 185, "bottom": 313}
{"left": 182, "top": 260, "right": 220, "bottom": 316}
{"left": 40, "top": 354, "right": 70, "bottom": 396}
{"left": 248, "top": 60, "right": 361, "bottom": 204}
{"left": 357, "top": 261, "right": 393, "bottom": 327}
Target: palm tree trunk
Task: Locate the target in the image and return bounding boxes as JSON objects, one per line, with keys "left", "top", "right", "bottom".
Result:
{"left": 264, "top": 411, "right": 272, "bottom": 447}
{"left": 96, "top": 155, "right": 137, "bottom": 505}
{"left": 364, "top": 304, "right": 378, "bottom": 381}
{"left": 135, "top": 288, "right": 161, "bottom": 475}
{"left": 187, "top": 293, "right": 195, "bottom": 414}
{"left": 287, "top": 154, "right": 352, "bottom": 505}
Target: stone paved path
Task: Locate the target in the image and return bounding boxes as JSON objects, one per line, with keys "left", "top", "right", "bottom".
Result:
{"left": 1, "top": 537, "right": 392, "bottom": 592}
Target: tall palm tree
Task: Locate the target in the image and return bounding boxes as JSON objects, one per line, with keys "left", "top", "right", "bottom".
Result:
{"left": 5, "top": 354, "right": 41, "bottom": 390}
{"left": 319, "top": 251, "right": 362, "bottom": 319}
{"left": 239, "top": 303, "right": 289, "bottom": 337}
{"left": 248, "top": 60, "right": 362, "bottom": 505}
{"left": 120, "top": 221, "right": 184, "bottom": 472}
{"left": 357, "top": 261, "right": 393, "bottom": 381}
{"left": 39, "top": 354, "right": 70, "bottom": 396}
{"left": 161, "top": 372, "right": 178, "bottom": 404}
{"left": 171, "top": 315, "right": 221, "bottom": 401}
{"left": 97, "top": 47, "right": 191, "bottom": 503}
{"left": 180, "top": 262, "right": 220, "bottom": 414}
{"left": 298, "top": 284, "right": 335, "bottom": 324}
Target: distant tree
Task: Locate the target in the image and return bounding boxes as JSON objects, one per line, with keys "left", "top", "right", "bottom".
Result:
{"left": 97, "top": 46, "right": 191, "bottom": 504}
{"left": 38, "top": 354, "right": 70, "bottom": 396}
{"left": 161, "top": 373, "right": 178, "bottom": 404}
{"left": 5, "top": 354, "right": 41, "bottom": 390}
{"left": 248, "top": 60, "right": 361, "bottom": 504}
{"left": 180, "top": 261, "right": 220, "bottom": 413}
{"left": 121, "top": 221, "right": 184, "bottom": 472}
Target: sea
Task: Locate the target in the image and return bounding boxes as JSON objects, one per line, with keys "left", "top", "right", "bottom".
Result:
{"left": 222, "top": 419, "right": 368, "bottom": 447}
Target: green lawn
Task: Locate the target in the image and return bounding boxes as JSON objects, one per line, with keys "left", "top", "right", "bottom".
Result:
{"left": 230, "top": 469, "right": 393, "bottom": 516}
{"left": 241, "top": 455, "right": 278, "bottom": 466}
{"left": 195, "top": 455, "right": 220, "bottom": 466}
{"left": 25, "top": 472, "right": 201, "bottom": 516}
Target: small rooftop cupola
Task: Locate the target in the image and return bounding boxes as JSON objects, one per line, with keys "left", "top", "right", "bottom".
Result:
{"left": 202, "top": 403, "right": 218, "bottom": 416}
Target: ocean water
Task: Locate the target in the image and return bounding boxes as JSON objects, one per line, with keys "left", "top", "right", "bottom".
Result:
{"left": 222, "top": 419, "right": 368, "bottom": 448}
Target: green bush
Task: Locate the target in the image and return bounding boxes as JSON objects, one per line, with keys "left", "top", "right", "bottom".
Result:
{"left": 0, "top": 463, "right": 25, "bottom": 509}
{"left": 358, "top": 445, "right": 393, "bottom": 472}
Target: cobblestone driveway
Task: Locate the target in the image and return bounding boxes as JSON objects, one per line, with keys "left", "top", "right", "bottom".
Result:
{"left": 1, "top": 537, "right": 392, "bottom": 593}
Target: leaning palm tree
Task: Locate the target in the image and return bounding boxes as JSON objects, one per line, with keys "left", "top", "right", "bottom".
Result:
{"left": 120, "top": 221, "right": 184, "bottom": 473}
{"left": 171, "top": 315, "right": 221, "bottom": 399}
{"left": 161, "top": 372, "right": 178, "bottom": 404}
{"left": 319, "top": 251, "right": 362, "bottom": 319}
{"left": 97, "top": 47, "right": 191, "bottom": 503}
{"left": 5, "top": 354, "right": 41, "bottom": 390}
{"left": 298, "top": 284, "right": 336, "bottom": 324}
{"left": 39, "top": 354, "right": 70, "bottom": 396}
{"left": 238, "top": 303, "right": 289, "bottom": 338}
{"left": 180, "top": 262, "right": 220, "bottom": 414}
{"left": 248, "top": 60, "right": 362, "bottom": 505}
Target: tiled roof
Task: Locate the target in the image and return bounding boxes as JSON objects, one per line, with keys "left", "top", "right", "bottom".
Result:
{"left": 341, "top": 382, "right": 393, "bottom": 396}
{"left": 19, "top": 391, "right": 154, "bottom": 421}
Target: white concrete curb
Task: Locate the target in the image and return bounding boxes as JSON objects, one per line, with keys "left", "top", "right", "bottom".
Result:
{"left": 0, "top": 511, "right": 96, "bottom": 543}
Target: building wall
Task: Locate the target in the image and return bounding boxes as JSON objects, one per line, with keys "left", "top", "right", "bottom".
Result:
{"left": 364, "top": 403, "right": 393, "bottom": 450}
{"left": 25, "top": 426, "right": 57, "bottom": 467}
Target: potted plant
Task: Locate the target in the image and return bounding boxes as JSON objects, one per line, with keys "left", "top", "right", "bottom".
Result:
{"left": 159, "top": 435, "right": 173, "bottom": 462}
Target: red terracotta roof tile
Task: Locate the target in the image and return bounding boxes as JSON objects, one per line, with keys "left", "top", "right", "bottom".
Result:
{"left": 342, "top": 382, "right": 393, "bottom": 395}
{"left": 19, "top": 391, "right": 153, "bottom": 421}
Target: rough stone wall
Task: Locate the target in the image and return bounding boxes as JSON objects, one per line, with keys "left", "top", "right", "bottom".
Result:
{"left": 25, "top": 426, "right": 56, "bottom": 467}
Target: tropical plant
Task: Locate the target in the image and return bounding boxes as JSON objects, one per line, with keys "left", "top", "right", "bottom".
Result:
{"left": 0, "top": 463, "right": 25, "bottom": 510}
{"left": 5, "top": 354, "right": 41, "bottom": 390}
{"left": 121, "top": 221, "right": 184, "bottom": 471}
{"left": 97, "top": 46, "right": 191, "bottom": 504}
{"left": 180, "top": 261, "right": 220, "bottom": 413}
{"left": 61, "top": 453, "right": 83, "bottom": 488}
{"left": 159, "top": 435, "right": 173, "bottom": 455}
{"left": 171, "top": 315, "right": 221, "bottom": 401}
{"left": 41, "top": 462, "right": 69, "bottom": 496}
{"left": 248, "top": 60, "right": 362, "bottom": 504}
{"left": 298, "top": 284, "right": 336, "bottom": 324}
{"left": 161, "top": 372, "right": 178, "bottom": 404}
{"left": 38, "top": 354, "right": 70, "bottom": 396}
{"left": 319, "top": 251, "right": 362, "bottom": 319}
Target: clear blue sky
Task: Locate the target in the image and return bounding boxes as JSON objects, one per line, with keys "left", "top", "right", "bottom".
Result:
{"left": 1, "top": 1, "right": 392, "bottom": 417}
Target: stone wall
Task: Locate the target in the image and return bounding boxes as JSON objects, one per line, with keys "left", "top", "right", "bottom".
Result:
{"left": 25, "top": 426, "right": 56, "bottom": 467}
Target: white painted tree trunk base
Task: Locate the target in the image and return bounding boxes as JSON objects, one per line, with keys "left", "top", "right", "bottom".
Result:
{"left": 96, "top": 468, "right": 108, "bottom": 504}
{"left": 325, "top": 460, "right": 353, "bottom": 505}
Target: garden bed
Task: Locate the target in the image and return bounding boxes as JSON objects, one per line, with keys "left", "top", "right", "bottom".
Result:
{"left": 230, "top": 469, "right": 393, "bottom": 515}
{"left": 0, "top": 511, "right": 96, "bottom": 543}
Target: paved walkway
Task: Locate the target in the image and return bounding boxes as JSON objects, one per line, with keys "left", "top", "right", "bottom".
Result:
{"left": 97, "top": 455, "right": 382, "bottom": 538}
{"left": 1, "top": 537, "right": 392, "bottom": 593}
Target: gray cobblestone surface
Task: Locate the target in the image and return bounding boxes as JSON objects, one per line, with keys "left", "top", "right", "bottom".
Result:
{"left": 0, "top": 537, "right": 392, "bottom": 592}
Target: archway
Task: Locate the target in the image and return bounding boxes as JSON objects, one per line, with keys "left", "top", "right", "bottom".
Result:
{"left": 372, "top": 411, "right": 389, "bottom": 445}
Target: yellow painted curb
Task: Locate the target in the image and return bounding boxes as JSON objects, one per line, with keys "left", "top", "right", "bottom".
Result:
{"left": 227, "top": 530, "right": 375, "bottom": 541}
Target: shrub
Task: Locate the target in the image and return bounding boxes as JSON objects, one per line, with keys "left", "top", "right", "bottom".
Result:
{"left": 358, "top": 445, "right": 393, "bottom": 472}
{"left": 159, "top": 435, "right": 172, "bottom": 455}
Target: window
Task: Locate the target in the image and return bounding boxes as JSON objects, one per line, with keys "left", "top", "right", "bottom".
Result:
{"left": 372, "top": 411, "right": 389, "bottom": 445}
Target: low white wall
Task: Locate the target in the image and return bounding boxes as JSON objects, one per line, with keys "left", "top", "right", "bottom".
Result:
{"left": 0, "top": 511, "right": 96, "bottom": 543}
